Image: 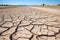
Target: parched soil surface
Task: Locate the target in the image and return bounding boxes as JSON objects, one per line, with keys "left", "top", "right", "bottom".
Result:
{"left": 0, "top": 6, "right": 60, "bottom": 40}
{"left": 30, "top": 6, "right": 60, "bottom": 14}
{"left": 38, "top": 6, "right": 60, "bottom": 9}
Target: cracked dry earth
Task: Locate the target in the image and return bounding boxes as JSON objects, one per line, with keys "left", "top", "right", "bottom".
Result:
{"left": 0, "top": 7, "right": 60, "bottom": 40}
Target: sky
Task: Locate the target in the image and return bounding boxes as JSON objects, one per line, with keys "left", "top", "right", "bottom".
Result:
{"left": 0, "top": 0, "right": 60, "bottom": 5}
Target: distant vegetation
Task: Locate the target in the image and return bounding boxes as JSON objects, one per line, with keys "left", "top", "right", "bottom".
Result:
{"left": 0, "top": 4, "right": 14, "bottom": 6}
{"left": 0, "top": 4, "right": 60, "bottom": 6}
{"left": 42, "top": 4, "right": 45, "bottom": 6}
{"left": 57, "top": 4, "right": 60, "bottom": 6}
{"left": 0, "top": 4, "right": 29, "bottom": 6}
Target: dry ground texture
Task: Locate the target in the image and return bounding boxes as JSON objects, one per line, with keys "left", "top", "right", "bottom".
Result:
{"left": 39, "top": 6, "right": 60, "bottom": 9}
{"left": 0, "top": 6, "right": 60, "bottom": 40}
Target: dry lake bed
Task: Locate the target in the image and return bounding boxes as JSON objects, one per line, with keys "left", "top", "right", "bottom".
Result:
{"left": 0, "top": 6, "right": 60, "bottom": 40}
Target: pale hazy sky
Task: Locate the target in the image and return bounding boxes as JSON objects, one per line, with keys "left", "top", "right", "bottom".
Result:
{"left": 0, "top": 0, "right": 60, "bottom": 5}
